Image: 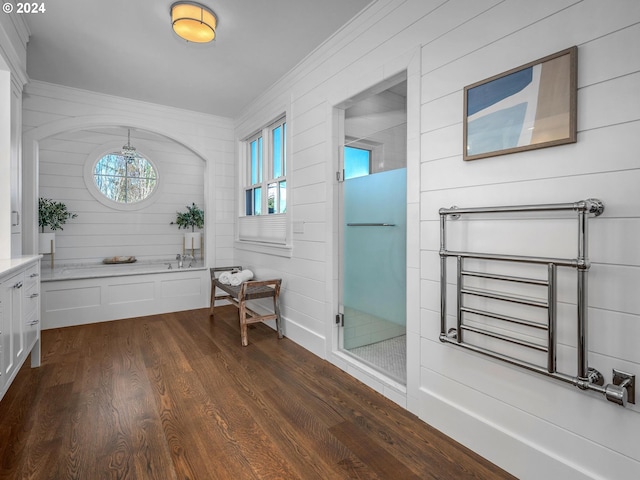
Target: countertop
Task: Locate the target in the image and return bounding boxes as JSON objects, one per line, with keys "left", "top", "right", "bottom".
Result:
{"left": 0, "top": 256, "right": 42, "bottom": 278}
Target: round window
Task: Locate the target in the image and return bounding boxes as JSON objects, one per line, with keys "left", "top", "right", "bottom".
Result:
{"left": 84, "top": 140, "right": 161, "bottom": 211}
{"left": 93, "top": 151, "right": 157, "bottom": 204}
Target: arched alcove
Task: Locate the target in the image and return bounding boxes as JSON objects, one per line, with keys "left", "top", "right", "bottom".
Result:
{"left": 23, "top": 115, "right": 212, "bottom": 264}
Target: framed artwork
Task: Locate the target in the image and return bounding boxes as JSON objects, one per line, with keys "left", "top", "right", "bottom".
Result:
{"left": 463, "top": 46, "right": 577, "bottom": 161}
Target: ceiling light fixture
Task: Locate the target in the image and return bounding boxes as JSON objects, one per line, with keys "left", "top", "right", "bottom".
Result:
{"left": 171, "top": 2, "right": 217, "bottom": 43}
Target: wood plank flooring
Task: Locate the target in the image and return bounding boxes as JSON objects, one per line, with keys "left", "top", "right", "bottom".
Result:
{"left": 0, "top": 307, "right": 517, "bottom": 479}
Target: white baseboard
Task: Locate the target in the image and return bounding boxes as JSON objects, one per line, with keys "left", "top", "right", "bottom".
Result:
{"left": 418, "top": 385, "right": 617, "bottom": 480}
{"left": 278, "top": 314, "right": 326, "bottom": 359}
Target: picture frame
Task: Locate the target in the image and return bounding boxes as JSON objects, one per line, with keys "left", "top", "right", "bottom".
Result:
{"left": 463, "top": 46, "right": 577, "bottom": 161}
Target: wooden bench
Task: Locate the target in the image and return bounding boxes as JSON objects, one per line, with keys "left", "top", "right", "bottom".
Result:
{"left": 209, "top": 266, "right": 282, "bottom": 346}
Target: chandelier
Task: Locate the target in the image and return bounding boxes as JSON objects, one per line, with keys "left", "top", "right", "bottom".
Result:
{"left": 122, "top": 129, "right": 137, "bottom": 161}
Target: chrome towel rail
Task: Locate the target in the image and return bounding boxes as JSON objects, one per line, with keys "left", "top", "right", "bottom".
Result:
{"left": 439, "top": 199, "right": 635, "bottom": 407}
{"left": 438, "top": 198, "right": 605, "bottom": 216}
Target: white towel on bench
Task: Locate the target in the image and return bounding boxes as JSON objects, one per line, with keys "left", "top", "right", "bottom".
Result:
{"left": 218, "top": 271, "right": 234, "bottom": 285}
{"left": 229, "top": 269, "right": 254, "bottom": 286}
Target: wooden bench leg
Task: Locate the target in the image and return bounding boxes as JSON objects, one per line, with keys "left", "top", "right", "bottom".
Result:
{"left": 239, "top": 301, "right": 249, "bottom": 347}
{"left": 214, "top": 282, "right": 216, "bottom": 317}
{"left": 274, "top": 295, "right": 283, "bottom": 339}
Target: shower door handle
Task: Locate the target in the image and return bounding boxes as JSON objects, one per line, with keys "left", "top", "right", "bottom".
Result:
{"left": 347, "top": 223, "right": 396, "bottom": 227}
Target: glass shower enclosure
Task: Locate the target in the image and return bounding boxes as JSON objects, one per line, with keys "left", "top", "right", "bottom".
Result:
{"left": 339, "top": 80, "right": 407, "bottom": 383}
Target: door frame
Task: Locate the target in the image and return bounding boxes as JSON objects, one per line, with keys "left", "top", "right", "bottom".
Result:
{"left": 327, "top": 55, "right": 421, "bottom": 412}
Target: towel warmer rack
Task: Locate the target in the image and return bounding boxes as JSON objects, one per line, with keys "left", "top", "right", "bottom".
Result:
{"left": 439, "top": 199, "right": 635, "bottom": 406}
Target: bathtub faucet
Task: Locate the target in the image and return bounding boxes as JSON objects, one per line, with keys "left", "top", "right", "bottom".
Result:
{"left": 176, "top": 254, "right": 194, "bottom": 268}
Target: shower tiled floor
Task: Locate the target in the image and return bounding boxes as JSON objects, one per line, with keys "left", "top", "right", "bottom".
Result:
{"left": 347, "top": 335, "right": 406, "bottom": 384}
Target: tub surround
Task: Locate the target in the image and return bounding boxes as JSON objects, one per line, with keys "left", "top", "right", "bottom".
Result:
{"left": 40, "top": 259, "right": 206, "bottom": 282}
{"left": 40, "top": 260, "right": 209, "bottom": 329}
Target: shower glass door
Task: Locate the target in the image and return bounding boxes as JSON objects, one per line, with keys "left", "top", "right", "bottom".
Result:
{"left": 341, "top": 161, "right": 406, "bottom": 381}
{"left": 338, "top": 78, "right": 407, "bottom": 383}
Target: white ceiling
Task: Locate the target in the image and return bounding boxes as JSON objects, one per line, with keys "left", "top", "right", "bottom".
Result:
{"left": 24, "top": 0, "right": 375, "bottom": 118}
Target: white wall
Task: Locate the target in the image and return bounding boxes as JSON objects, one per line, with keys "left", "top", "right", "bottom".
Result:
{"left": 38, "top": 127, "right": 205, "bottom": 265}
{"left": 234, "top": 1, "right": 640, "bottom": 478}
{"left": 22, "top": 81, "right": 236, "bottom": 269}
{"left": 0, "top": 69, "right": 10, "bottom": 257}
{"left": 0, "top": 11, "right": 28, "bottom": 259}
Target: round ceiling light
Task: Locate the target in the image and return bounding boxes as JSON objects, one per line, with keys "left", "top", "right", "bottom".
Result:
{"left": 171, "top": 2, "right": 217, "bottom": 43}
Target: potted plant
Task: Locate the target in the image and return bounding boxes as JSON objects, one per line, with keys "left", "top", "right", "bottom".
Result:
{"left": 173, "top": 203, "right": 204, "bottom": 255}
{"left": 38, "top": 198, "right": 77, "bottom": 255}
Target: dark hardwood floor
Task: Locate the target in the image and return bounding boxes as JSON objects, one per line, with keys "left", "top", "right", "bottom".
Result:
{"left": 0, "top": 306, "right": 516, "bottom": 479}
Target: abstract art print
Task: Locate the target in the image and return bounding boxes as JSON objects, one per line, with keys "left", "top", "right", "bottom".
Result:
{"left": 463, "top": 46, "right": 577, "bottom": 161}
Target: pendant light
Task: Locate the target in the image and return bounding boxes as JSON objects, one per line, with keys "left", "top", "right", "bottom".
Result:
{"left": 122, "top": 129, "right": 137, "bottom": 161}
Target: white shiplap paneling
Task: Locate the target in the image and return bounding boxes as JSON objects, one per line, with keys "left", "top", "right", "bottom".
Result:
{"left": 38, "top": 128, "right": 205, "bottom": 264}
{"left": 233, "top": 0, "right": 640, "bottom": 479}
{"left": 24, "top": 80, "right": 235, "bottom": 278}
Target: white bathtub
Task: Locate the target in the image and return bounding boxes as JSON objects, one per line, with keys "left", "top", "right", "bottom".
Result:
{"left": 41, "top": 260, "right": 202, "bottom": 281}
{"left": 41, "top": 261, "right": 209, "bottom": 329}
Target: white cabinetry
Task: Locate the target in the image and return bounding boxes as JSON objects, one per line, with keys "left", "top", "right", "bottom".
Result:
{"left": 23, "top": 263, "right": 40, "bottom": 349}
{"left": 1, "top": 270, "right": 23, "bottom": 379}
{"left": 0, "top": 257, "right": 41, "bottom": 402}
{"left": 0, "top": 277, "right": 7, "bottom": 382}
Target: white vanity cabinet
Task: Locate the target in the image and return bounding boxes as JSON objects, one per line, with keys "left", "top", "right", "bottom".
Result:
{"left": 0, "top": 257, "right": 41, "bottom": 402}
{"left": 23, "top": 263, "right": 41, "bottom": 352}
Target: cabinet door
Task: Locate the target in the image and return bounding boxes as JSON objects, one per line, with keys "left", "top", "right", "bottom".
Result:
{"left": 1, "top": 272, "right": 23, "bottom": 378}
{"left": 0, "top": 284, "right": 5, "bottom": 391}
{"left": 23, "top": 266, "right": 40, "bottom": 351}
{"left": 1, "top": 279, "right": 12, "bottom": 378}
{"left": 11, "top": 274, "right": 25, "bottom": 366}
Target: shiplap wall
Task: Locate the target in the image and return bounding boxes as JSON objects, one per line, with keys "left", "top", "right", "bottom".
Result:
{"left": 234, "top": 0, "right": 640, "bottom": 478}
{"left": 0, "top": 11, "right": 28, "bottom": 259}
{"left": 38, "top": 128, "right": 205, "bottom": 264}
{"left": 23, "top": 80, "right": 236, "bottom": 269}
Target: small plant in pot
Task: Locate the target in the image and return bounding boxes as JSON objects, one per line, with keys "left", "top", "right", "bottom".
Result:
{"left": 173, "top": 203, "right": 204, "bottom": 257}
{"left": 38, "top": 198, "right": 77, "bottom": 256}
